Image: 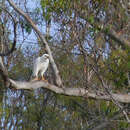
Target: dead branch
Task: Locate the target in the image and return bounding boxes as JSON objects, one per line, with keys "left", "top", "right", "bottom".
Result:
{"left": 9, "top": 79, "right": 130, "bottom": 104}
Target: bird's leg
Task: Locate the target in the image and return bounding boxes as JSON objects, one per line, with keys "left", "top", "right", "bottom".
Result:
{"left": 41, "top": 75, "right": 45, "bottom": 81}
{"left": 32, "top": 76, "right": 39, "bottom": 81}
{"left": 41, "top": 75, "right": 48, "bottom": 82}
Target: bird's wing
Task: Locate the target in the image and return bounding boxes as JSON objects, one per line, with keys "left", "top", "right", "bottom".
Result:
{"left": 32, "top": 57, "right": 40, "bottom": 76}
{"left": 40, "top": 59, "right": 49, "bottom": 75}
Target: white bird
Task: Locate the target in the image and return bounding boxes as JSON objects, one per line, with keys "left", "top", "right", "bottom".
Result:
{"left": 32, "top": 54, "right": 49, "bottom": 81}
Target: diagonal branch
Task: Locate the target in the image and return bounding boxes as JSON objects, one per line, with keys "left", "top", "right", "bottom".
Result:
{"left": 7, "top": 0, "right": 62, "bottom": 87}
{"left": 103, "top": 29, "right": 130, "bottom": 47}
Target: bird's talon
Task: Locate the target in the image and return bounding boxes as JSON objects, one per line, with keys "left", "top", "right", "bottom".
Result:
{"left": 31, "top": 77, "right": 39, "bottom": 81}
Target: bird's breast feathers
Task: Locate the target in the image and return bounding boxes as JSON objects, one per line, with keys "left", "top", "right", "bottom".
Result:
{"left": 40, "top": 59, "right": 49, "bottom": 67}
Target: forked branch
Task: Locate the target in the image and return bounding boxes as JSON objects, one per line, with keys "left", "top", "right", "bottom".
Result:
{"left": 7, "top": 0, "right": 62, "bottom": 87}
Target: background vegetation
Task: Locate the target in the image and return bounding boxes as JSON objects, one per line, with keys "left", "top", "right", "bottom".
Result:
{"left": 0, "top": 0, "right": 130, "bottom": 129}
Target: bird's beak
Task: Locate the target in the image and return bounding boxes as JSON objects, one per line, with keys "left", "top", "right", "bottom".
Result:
{"left": 46, "top": 55, "right": 49, "bottom": 58}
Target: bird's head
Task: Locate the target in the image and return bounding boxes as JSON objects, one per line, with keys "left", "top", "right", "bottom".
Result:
{"left": 42, "top": 54, "right": 49, "bottom": 59}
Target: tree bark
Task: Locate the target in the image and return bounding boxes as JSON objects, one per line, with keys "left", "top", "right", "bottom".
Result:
{"left": 9, "top": 79, "right": 130, "bottom": 103}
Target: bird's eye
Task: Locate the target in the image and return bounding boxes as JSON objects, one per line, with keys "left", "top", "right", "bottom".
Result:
{"left": 46, "top": 55, "right": 49, "bottom": 58}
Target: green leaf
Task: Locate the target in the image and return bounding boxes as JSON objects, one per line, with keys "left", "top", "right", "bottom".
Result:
{"left": 88, "top": 15, "right": 94, "bottom": 24}
{"left": 25, "top": 23, "right": 32, "bottom": 34}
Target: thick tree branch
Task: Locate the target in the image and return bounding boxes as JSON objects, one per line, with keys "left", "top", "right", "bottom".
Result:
{"left": 7, "top": 0, "right": 62, "bottom": 87}
{"left": 9, "top": 79, "right": 130, "bottom": 103}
